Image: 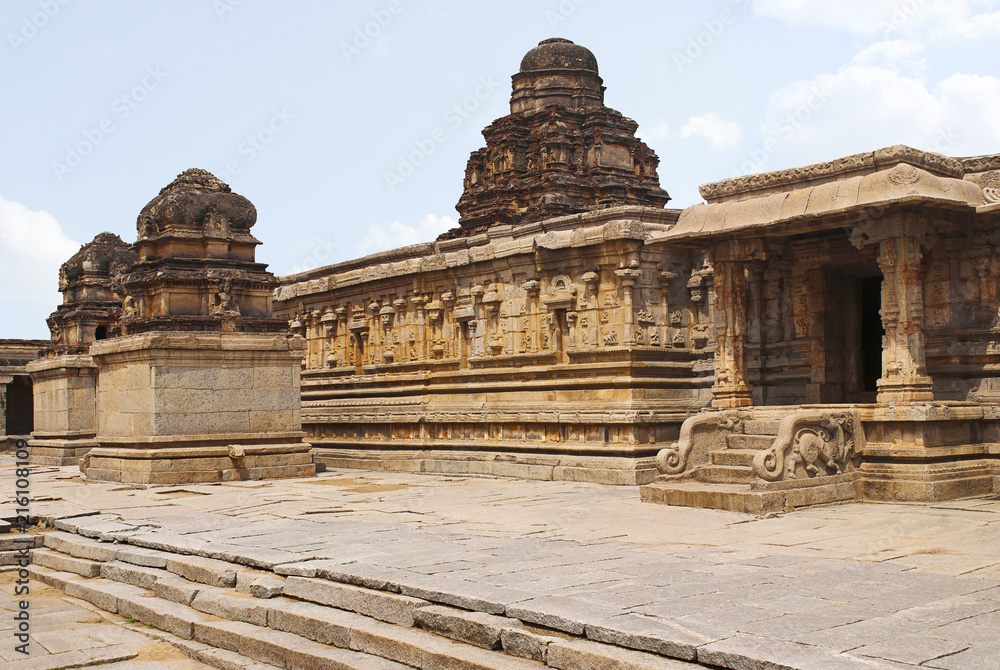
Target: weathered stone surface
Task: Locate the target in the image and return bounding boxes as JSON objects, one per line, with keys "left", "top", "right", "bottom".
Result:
{"left": 235, "top": 570, "right": 285, "bottom": 598}
{"left": 505, "top": 596, "right": 619, "bottom": 635}
{"left": 501, "top": 627, "right": 557, "bottom": 662}
{"left": 548, "top": 638, "right": 696, "bottom": 670}
{"left": 266, "top": 599, "right": 359, "bottom": 648}
{"left": 65, "top": 577, "right": 149, "bottom": 614}
{"left": 42, "top": 531, "right": 117, "bottom": 562}
{"left": 165, "top": 554, "right": 239, "bottom": 588}
{"left": 414, "top": 604, "right": 524, "bottom": 649}
{"left": 283, "top": 576, "right": 427, "bottom": 626}
{"left": 115, "top": 544, "right": 171, "bottom": 568}
{"left": 117, "top": 593, "right": 212, "bottom": 639}
{"left": 195, "top": 619, "right": 412, "bottom": 670}
{"left": 30, "top": 548, "right": 101, "bottom": 578}
{"left": 191, "top": 588, "right": 269, "bottom": 626}
{"left": 153, "top": 575, "right": 202, "bottom": 605}
{"left": 100, "top": 560, "right": 166, "bottom": 590}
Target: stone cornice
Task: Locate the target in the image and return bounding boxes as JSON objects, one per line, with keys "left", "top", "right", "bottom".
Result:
{"left": 277, "top": 206, "right": 678, "bottom": 300}
{"left": 959, "top": 154, "right": 1000, "bottom": 173}
{"left": 699, "top": 146, "right": 966, "bottom": 204}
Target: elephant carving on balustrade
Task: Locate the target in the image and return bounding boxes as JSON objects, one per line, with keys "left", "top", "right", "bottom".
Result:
{"left": 752, "top": 410, "right": 862, "bottom": 482}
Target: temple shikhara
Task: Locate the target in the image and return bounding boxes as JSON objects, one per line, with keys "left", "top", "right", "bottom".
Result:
{"left": 9, "top": 38, "right": 1000, "bottom": 513}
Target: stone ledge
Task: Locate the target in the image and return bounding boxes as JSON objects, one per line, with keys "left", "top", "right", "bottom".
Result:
{"left": 91, "top": 332, "right": 305, "bottom": 357}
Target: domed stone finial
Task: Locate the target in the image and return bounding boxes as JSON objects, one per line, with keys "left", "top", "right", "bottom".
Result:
{"left": 136, "top": 168, "right": 256, "bottom": 240}
{"left": 519, "top": 38, "right": 599, "bottom": 74}
{"left": 511, "top": 38, "right": 604, "bottom": 114}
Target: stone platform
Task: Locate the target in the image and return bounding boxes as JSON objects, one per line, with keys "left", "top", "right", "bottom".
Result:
{"left": 5, "top": 458, "right": 1000, "bottom": 669}
{"left": 83, "top": 332, "right": 315, "bottom": 484}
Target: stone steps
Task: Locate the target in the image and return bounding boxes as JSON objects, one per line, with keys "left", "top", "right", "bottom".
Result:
{"left": 693, "top": 465, "right": 754, "bottom": 484}
{"left": 724, "top": 434, "right": 774, "bottom": 450}
{"left": 32, "top": 530, "right": 704, "bottom": 670}
{"left": 0, "top": 532, "right": 41, "bottom": 569}
{"left": 709, "top": 449, "right": 758, "bottom": 467}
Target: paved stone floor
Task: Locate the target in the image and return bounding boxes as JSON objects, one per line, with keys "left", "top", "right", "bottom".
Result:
{"left": 0, "top": 566, "right": 212, "bottom": 668}
{"left": 3, "top": 458, "right": 1000, "bottom": 668}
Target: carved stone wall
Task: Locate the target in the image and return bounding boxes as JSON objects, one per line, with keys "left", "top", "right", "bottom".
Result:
{"left": 274, "top": 207, "right": 714, "bottom": 485}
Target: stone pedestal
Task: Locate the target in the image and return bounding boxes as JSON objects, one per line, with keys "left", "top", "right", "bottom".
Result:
{"left": 26, "top": 354, "right": 98, "bottom": 465}
{"left": 82, "top": 332, "right": 314, "bottom": 484}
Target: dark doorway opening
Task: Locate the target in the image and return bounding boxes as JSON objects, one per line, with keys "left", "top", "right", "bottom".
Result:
{"left": 5, "top": 376, "right": 33, "bottom": 435}
{"left": 95, "top": 325, "right": 107, "bottom": 340}
{"left": 860, "top": 276, "right": 884, "bottom": 394}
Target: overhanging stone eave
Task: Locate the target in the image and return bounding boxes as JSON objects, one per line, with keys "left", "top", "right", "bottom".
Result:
{"left": 700, "top": 145, "right": 967, "bottom": 204}
{"left": 646, "top": 194, "right": 980, "bottom": 247}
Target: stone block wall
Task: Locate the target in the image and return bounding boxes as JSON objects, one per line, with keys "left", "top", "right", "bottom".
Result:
{"left": 91, "top": 333, "right": 303, "bottom": 446}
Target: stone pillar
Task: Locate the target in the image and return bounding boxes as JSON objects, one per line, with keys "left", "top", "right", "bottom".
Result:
{"left": 876, "top": 234, "right": 935, "bottom": 402}
{"left": 0, "top": 376, "right": 9, "bottom": 439}
{"left": 711, "top": 258, "right": 753, "bottom": 408}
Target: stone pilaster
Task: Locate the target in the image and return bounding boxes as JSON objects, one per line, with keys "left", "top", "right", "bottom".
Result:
{"left": 876, "top": 230, "right": 935, "bottom": 403}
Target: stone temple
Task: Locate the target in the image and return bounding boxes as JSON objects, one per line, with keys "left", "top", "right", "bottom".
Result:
{"left": 6, "top": 37, "right": 1000, "bottom": 513}
{"left": 273, "top": 38, "right": 1000, "bottom": 513}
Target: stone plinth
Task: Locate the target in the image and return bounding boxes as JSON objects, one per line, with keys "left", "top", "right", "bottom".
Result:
{"left": 82, "top": 332, "right": 314, "bottom": 484}
{"left": 26, "top": 354, "right": 98, "bottom": 465}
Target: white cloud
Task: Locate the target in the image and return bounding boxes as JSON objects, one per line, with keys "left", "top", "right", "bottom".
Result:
{"left": 356, "top": 214, "right": 457, "bottom": 255}
{"left": 0, "top": 196, "right": 80, "bottom": 338}
{"left": 851, "top": 39, "right": 926, "bottom": 71}
{"left": 752, "top": 0, "right": 1000, "bottom": 41}
{"left": 742, "top": 42, "right": 1000, "bottom": 173}
{"left": 681, "top": 113, "right": 743, "bottom": 150}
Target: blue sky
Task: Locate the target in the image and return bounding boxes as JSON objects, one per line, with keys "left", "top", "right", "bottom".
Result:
{"left": 3, "top": 0, "right": 1000, "bottom": 339}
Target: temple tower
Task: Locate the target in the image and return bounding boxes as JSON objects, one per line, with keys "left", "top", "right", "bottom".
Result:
{"left": 81, "top": 170, "right": 314, "bottom": 484}
{"left": 443, "top": 38, "right": 670, "bottom": 239}
{"left": 27, "top": 233, "right": 137, "bottom": 465}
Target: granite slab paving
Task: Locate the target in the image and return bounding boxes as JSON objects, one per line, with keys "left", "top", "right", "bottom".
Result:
{"left": 4, "top": 459, "right": 1000, "bottom": 669}
{"left": 0, "top": 566, "right": 212, "bottom": 668}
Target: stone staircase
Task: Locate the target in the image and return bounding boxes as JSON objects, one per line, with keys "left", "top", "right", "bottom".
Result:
{"left": 642, "top": 408, "right": 862, "bottom": 515}
{"left": 690, "top": 420, "right": 780, "bottom": 486}
{"left": 30, "top": 529, "right": 702, "bottom": 670}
